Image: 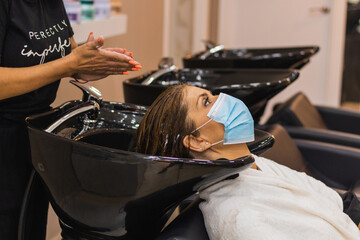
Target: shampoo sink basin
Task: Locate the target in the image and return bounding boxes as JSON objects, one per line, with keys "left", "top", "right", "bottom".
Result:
{"left": 183, "top": 41, "right": 319, "bottom": 70}
{"left": 25, "top": 82, "right": 275, "bottom": 239}
{"left": 123, "top": 67, "right": 299, "bottom": 123}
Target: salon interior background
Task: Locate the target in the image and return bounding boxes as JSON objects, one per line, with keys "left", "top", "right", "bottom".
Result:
{"left": 46, "top": 0, "right": 360, "bottom": 239}
{"left": 55, "top": 0, "right": 359, "bottom": 122}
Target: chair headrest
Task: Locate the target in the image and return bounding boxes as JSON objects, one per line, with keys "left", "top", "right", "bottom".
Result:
{"left": 260, "top": 124, "right": 308, "bottom": 173}
{"left": 267, "top": 92, "right": 327, "bottom": 129}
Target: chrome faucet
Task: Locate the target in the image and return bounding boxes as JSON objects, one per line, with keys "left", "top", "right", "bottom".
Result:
{"left": 45, "top": 81, "right": 103, "bottom": 136}
{"left": 70, "top": 80, "right": 103, "bottom": 105}
{"left": 199, "top": 40, "right": 225, "bottom": 60}
{"left": 141, "top": 57, "right": 177, "bottom": 85}
{"left": 203, "top": 40, "right": 216, "bottom": 50}
{"left": 45, "top": 100, "right": 100, "bottom": 134}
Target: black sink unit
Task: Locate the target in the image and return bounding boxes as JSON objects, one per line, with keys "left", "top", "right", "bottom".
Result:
{"left": 183, "top": 45, "right": 319, "bottom": 70}
{"left": 123, "top": 68, "right": 299, "bottom": 123}
{"left": 25, "top": 89, "right": 274, "bottom": 240}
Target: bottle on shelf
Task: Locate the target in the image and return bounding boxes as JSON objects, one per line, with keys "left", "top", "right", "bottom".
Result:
{"left": 94, "top": 0, "right": 111, "bottom": 20}
{"left": 81, "top": 0, "right": 95, "bottom": 22}
{"left": 110, "top": 0, "right": 122, "bottom": 16}
{"left": 63, "top": 0, "right": 82, "bottom": 24}
{"left": 63, "top": 0, "right": 120, "bottom": 23}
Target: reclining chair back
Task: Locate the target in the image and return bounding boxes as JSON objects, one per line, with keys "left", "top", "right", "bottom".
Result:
{"left": 260, "top": 124, "right": 360, "bottom": 191}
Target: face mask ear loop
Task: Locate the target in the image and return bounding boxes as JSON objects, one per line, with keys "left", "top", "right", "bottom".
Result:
{"left": 191, "top": 119, "right": 213, "bottom": 134}
{"left": 210, "top": 139, "right": 224, "bottom": 147}
{"left": 188, "top": 119, "right": 213, "bottom": 153}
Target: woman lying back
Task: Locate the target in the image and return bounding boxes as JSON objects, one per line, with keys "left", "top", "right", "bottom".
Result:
{"left": 137, "top": 84, "right": 360, "bottom": 239}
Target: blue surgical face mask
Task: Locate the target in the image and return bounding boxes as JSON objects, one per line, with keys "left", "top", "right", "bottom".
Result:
{"left": 191, "top": 93, "right": 254, "bottom": 146}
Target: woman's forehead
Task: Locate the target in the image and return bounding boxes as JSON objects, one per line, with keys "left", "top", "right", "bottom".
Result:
{"left": 184, "top": 85, "right": 211, "bottom": 100}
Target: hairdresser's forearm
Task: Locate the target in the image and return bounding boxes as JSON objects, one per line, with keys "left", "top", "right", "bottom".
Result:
{"left": 0, "top": 54, "right": 76, "bottom": 100}
{"left": 0, "top": 36, "right": 138, "bottom": 100}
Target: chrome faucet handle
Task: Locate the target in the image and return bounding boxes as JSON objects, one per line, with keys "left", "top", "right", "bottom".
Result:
{"left": 70, "top": 80, "right": 103, "bottom": 104}
{"left": 199, "top": 43, "right": 225, "bottom": 60}
{"left": 142, "top": 58, "right": 177, "bottom": 85}
{"left": 202, "top": 40, "right": 217, "bottom": 50}
{"left": 45, "top": 100, "right": 100, "bottom": 133}
{"left": 158, "top": 57, "right": 174, "bottom": 69}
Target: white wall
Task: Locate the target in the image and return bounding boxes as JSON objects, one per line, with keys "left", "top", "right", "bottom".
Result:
{"left": 163, "top": 0, "right": 210, "bottom": 67}
{"left": 216, "top": 0, "right": 347, "bottom": 123}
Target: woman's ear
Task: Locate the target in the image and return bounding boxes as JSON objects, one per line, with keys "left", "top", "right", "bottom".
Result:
{"left": 183, "top": 135, "right": 210, "bottom": 152}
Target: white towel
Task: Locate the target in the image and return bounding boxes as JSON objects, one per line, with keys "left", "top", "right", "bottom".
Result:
{"left": 199, "top": 155, "right": 360, "bottom": 240}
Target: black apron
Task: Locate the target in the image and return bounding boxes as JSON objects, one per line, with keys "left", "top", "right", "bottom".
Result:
{"left": 0, "top": 0, "right": 73, "bottom": 239}
{"left": 0, "top": 114, "right": 49, "bottom": 239}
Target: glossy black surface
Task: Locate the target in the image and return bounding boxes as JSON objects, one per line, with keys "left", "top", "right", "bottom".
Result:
{"left": 123, "top": 68, "right": 299, "bottom": 123}
{"left": 26, "top": 100, "right": 274, "bottom": 239}
{"left": 183, "top": 46, "right": 319, "bottom": 69}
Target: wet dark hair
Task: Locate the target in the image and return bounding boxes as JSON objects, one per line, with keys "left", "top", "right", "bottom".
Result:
{"left": 136, "top": 84, "right": 197, "bottom": 158}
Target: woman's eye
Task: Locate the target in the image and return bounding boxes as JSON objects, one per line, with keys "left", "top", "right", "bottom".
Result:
{"left": 204, "top": 97, "right": 211, "bottom": 106}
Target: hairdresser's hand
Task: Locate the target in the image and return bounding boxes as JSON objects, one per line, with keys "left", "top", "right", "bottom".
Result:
{"left": 70, "top": 32, "right": 141, "bottom": 81}
{"left": 104, "top": 47, "right": 134, "bottom": 59}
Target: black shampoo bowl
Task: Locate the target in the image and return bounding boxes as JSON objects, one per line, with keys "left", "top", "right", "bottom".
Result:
{"left": 25, "top": 82, "right": 274, "bottom": 240}
{"left": 183, "top": 41, "right": 319, "bottom": 70}
{"left": 123, "top": 67, "right": 299, "bottom": 123}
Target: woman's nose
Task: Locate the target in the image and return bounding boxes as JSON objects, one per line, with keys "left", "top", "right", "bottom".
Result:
{"left": 213, "top": 95, "right": 219, "bottom": 102}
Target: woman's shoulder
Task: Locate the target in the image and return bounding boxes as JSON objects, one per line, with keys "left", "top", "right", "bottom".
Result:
{"left": 253, "top": 154, "right": 343, "bottom": 204}
{"left": 252, "top": 154, "right": 304, "bottom": 174}
{"left": 252, "top": 154, "right": 320, "bottom": 186}
{"left": 0, "top": 0, "right": 11, "bottom": 34}
{"left": 0, "top": 0, "right": 11, "bottom": 14}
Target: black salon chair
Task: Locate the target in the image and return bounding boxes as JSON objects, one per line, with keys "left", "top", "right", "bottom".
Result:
{"left": 21, "top": 87, "right": 276, "bottom": 240}
{"left": 155, "top": 197, "right": 208, "bottom": 240}
{"left": 267, "top": 92, "right": 360, "bottom": 148}
{"left": 260, "top": 124, "right": 360, "bottom": 192}
{"left": 156, "top": 124, "right": 360, "bottom": 240}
